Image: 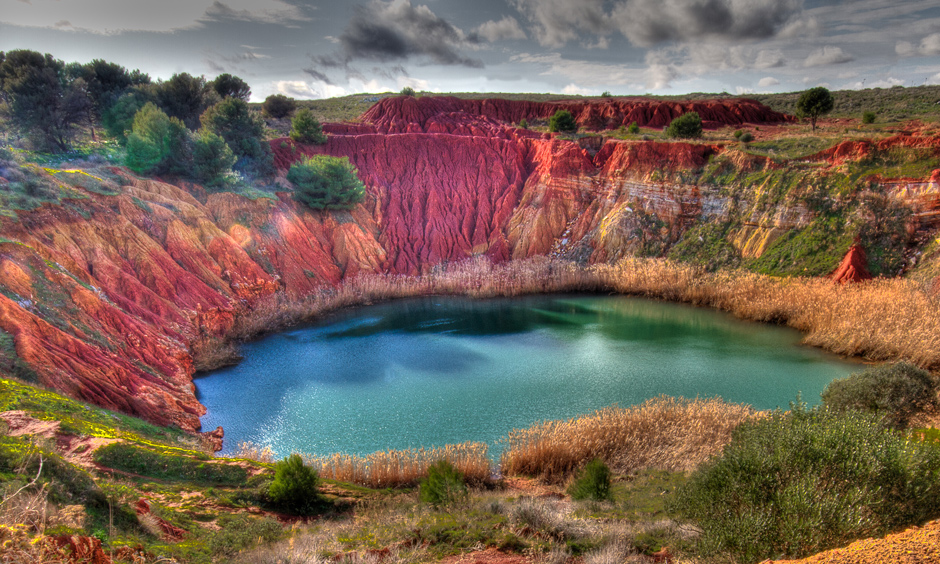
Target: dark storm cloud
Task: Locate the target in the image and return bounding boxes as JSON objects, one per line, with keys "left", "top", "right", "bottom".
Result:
{"left": 513, "top": 0, "right": 804, "bottom": 47}
{"left": 303, "top": 67, "right": 335, "bottom": 84}
{"left": 323, "top": 0, "right": 483, "bottom": 68}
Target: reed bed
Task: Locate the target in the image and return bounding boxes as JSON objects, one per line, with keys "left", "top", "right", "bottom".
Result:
{"left": 594, "top": 259, "right": 940, "bottom": 369}
{"left": 303, "top": 442, "right": 491, "bottom": 489}
{"left": 499, "top": 396, "right": 757, "bottom": 483}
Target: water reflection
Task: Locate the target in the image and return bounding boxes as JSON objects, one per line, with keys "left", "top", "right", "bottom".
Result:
{"left": 196, "top": 295, "right": 860, "bottom": 457}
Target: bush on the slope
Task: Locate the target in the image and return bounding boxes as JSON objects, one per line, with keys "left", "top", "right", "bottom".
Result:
{"left": 549, "top": 110, "right": 578, "bottom": 133}
{"left": 567, "top": 459, "right": 612, "bottom": 501}
{"left": 665, "top": 112, "right": 702, "bottom": 139}
{"left": 419, "top": 460, "right": 467, "bottom": 507}
{"left": 288, "top": 155, "right": 365, "bottom": 210}
{"left": 268, "top": 454, "right": 320, "bottom": 515}
{"left": 671, "top": 405, "right": 940, "bottom": 562}
{"left": 289, "top": 108, "right": 327, "bottom": 145}
{"left": 822, "top": 362, "right": 939, "bottom": 428}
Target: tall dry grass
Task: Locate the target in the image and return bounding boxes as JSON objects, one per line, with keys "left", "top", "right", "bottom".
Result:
{"left": 594, "top": 258, "right": 940, "bottom": 369}
{"left": 304, "top": 442, "right": 492, "bottom": 489}
{"left": 500, "top": 396, "right": 756, "bottom": 483}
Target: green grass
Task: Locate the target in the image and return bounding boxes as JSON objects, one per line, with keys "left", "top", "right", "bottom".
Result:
{"left": 93, "top": 442, "right": 248, "bottom": 486}
{"left": 0, "top": 377, "right": 190, "bottom": 445}
{"left": 744, "top": 136, "right": 840, "bottom": 161}
{"left": 752, "top": 84, "right": 940, "bottom": 121}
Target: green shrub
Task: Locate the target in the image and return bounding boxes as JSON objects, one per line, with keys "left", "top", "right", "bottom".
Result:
{"left": 862, "top": 111, "right": 877, "bottom": 124}
{"left": 567, "top": 458, "right": 612, "bottom": 501}
{"left": 821, "top": 362, "right": 939, "bottom": 428}
{"left": 191, "top": 129, "right": 235, "bottom": 187}
{"left": 288, "top": 155, "right": 365, "bottom": 210}
{"left": 400, "top": 86, "right": 416, "bottom": 97}
{"left": 733, "top": 129, "right": 743, "bottom": 139}
{"left": 262, "top": 94, "right": 296, "bottom": 118}
{"left": 665, "top": 112, "right": 702, "bottom": 139}
{"left": 601, "top": 91, "right": 612, "bottom": 98}
{"left": 419, "top": 460, "right": 467, "bottom": 507}
{"left": 268, "top": 454, "right": 320, "bottom": 514}
{"left": 518, "top": 118, "right": 528, "bottom": 129}
{"left": 289, "top": 108, "right": 327, "bottom": 145}
{"left": 671, "top": 405, "right": 940, "bottom": 562}
{"left": 124, "top": 102, "right": 191, "bottom": 176}
{"left": 209, "top": 514, "right": 283, "bottom": 557}
{"left": 739, "top": 132, "right": 754, "bottom": 144}
{"left": 549, "top": 110, "right": 578, "bottom": 133}
{"left": 627, "top": 122, "right": 640, "bottom": 134}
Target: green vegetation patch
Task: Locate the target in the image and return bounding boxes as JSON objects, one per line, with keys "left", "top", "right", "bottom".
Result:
{"left": 747, "top": 216, "right": 854, "bottom": 276}
{"left": 0, "top": 377, "right": 189, "bottom": 445}
{"left": 668, "top": 221, "right": 742, "bottom": 271}
{"left": 744, "top": 136, "right": 840, "bottom": 161}
{"left": 94, "top": 442, "right": 248, "bottom": 485}
{"left": 672, "top": 405, "right": 940, "bottom": 562}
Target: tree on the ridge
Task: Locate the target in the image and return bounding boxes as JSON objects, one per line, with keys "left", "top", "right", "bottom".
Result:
{"left": 154, "top": 72, "right": 213, "bottom": 129}
{"left": 262, "top": 94, "right": 296, "bottom": 118}
{"left": 199, "top": 97, "right": 273, "bottom": 178}
{"left": 0, "top": 49, "right": 91, "bottom": 151}
{"left": 125, "top": 102, "right": 191, "bottom": 175}
{"left": 209, "top": 73, "right": 251, "bottom": 102}
{"left": 796, "top": 87, "right": 834, "bottom": 132}
{"left": 549, "top": 109, "right": 578, "bottom": 133}
{"left": 288, "top": 155, "right": 365, "bottom": 210}
{"left": 290, "top": 108, "right": 327, "bottom": 145}
{"left": 666, "top": 112, "right": 703, "bottom": 139}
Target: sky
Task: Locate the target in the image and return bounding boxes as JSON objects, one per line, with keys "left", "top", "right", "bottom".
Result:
{"left": 2, "top": 0, "right": 940, "bottom": 102}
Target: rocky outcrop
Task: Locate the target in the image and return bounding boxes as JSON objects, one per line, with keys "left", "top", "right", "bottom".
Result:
{"left": 363, "top": 95, "right": 793, "bottom": 132}
{"left": 831, "top": 244, "right": 872, "bottom": 284}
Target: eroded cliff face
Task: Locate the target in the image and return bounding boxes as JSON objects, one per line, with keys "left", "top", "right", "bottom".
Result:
{"left": 0, "top": 95, "right": 934, "bottom": 434}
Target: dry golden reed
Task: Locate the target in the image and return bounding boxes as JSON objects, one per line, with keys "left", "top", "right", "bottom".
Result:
{"left": 304, "top": 442, "right": 491, "bottom": 489}
{"left": 500, "top": 396, "right": 756, "bottom": 483}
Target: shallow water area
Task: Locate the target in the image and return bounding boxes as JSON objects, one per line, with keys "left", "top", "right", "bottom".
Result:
{"left": 196, "top": 295, "right": 860, "bottom": 457}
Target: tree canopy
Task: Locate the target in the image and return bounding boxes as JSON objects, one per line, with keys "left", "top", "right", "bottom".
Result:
{"left": 262, "top": 94, "right": 295, "bottom": 118}
{"left": 796, "top": 87, "right": 834, "bottom": 132}
{"left": 289, "top": 108, "right": 327, "bottom": 145}
{"left": 0, "top": 49, "right": 90, "bottom": 151}
{"left": 665, "top": 112, "right": 703, "bottom": 139}
{"left": 210, "top": 73, "right": 251, "bottom": 102}
{"left": 288, "top": 155, "right": 366, "bottom": 210}
{"left": 548, "top": 109, "right": 578, "bottom": 133}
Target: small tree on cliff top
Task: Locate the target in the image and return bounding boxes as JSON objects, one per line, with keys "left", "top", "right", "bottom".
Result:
{"left": 797, "top": 86, "right": 834, "bottom": 132}
{"left": 288, "top": 155, "right": 365, "bottom": 210}
{"left": 290, "top": 108, "right": 327, "bottom": 145}
{"left": 549, "top": 109, "right": 578, "bottom": 133}
{"left": 666, "top": 112, "right": 703, "bottom": 139}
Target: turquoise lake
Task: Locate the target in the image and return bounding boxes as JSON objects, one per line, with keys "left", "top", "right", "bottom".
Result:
{"left": 196, "top": 295, "right": 861, "bottom": 457}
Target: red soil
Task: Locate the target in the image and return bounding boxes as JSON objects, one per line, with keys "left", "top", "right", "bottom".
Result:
{"left": 769, "top": 520, "right": 940, "bottom": 564}
{"left": 830, "top": 244, "right": 872, "bottom": 284}
{"left": 362, "top": 95, "right": 793, "bottom": 132}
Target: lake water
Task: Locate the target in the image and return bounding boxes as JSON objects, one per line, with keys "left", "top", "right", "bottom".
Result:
{"left": 196, "top": 295, "right": 861, "bottom": 457}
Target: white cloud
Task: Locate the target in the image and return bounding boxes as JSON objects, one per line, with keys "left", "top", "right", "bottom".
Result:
{"left": 928, "top": 73, "right": 940, "bottom": 85}
{"left": 735, "top": 86, "right": 755, "bottom": 94}
{"left": 0, "top": 0, "right": 307, "bottom": 34}
{"left": 274, "top": 76, "right": 395, "bottom": 100}
{"left": 758, "top": 76, "right": 780, "bottom": 87}
{"left": 804, "top": 46, "right": 854, "bottom": 67}
{"left": 896, "top": 41, "right": 915, "bottom": 57}
{"left": 919, "top": 33, "right": 940, "bottom": 55}
{"left": 561, "top": 83, "right": 592, "bottom": 95}
{"left": 512, "top": 0, "right": 611, "bottom": 48}
{"left": 474, "top": 16, "right": 526, "bottom": 42}
{"left": 754, "top": 49, "right": 786, "bottom": 69}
